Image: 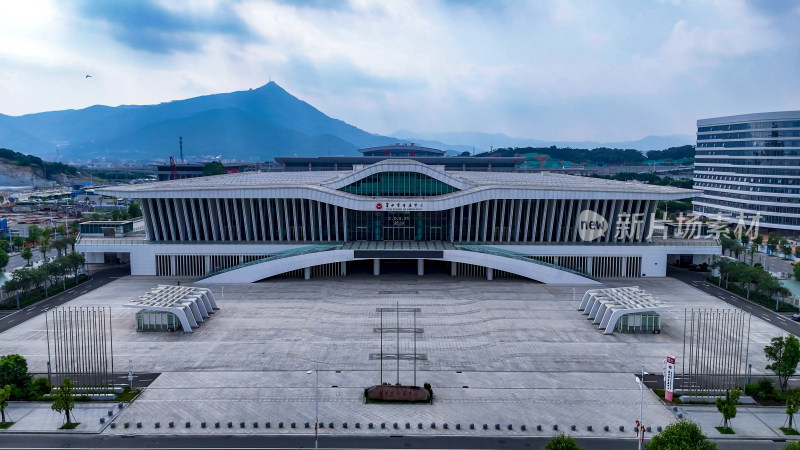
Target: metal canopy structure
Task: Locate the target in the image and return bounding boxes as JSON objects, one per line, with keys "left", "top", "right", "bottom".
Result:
{"left": 124, "top": 285, "right": 219, "bottom": 333}
{"left": 579, "top": 286, "right": 670, "bottom": 335}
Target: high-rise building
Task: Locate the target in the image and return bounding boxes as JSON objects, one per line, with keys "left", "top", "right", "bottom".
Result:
{"left": 693, "top": 111, "right": 800, "bottom": 235}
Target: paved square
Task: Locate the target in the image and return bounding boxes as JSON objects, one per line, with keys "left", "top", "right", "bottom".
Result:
{"left": 0, "top": 274, "right": 789, "bottom": 436}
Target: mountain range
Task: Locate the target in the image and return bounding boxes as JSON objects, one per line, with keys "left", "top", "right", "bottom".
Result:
{"left": 0, "top": 82, "right": 693, "bottom": 162}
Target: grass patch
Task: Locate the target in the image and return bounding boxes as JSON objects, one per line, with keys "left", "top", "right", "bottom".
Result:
{"left": 781, "top": 427, "right": 800, "bottom": 435}
{"left": 59, "top": 422, "right": 80, "bottom": 430}
{"left": 715, "top": 426, "right": 735, "bottom": 434}
{"left": 653, "top": 388, "right": 682, "bottom": 403}
{"left": 115, "top": 388, "right": 141, "bottom": 402}
{"left": 0, "top": 422, "right": 14, "bottom": 429}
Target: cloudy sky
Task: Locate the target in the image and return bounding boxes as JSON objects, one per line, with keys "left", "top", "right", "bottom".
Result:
{"left": 1, "top": 0, "right": 798, "bottom": 141}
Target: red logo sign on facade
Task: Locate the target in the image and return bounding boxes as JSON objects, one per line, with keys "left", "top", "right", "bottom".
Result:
{"left": 376, "top": 203, "right": 383, "bottom": 210}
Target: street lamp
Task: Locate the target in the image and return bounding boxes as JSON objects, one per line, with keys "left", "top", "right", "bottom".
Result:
{"left": 307, "top": 364, "right": 319, "bottom": 450}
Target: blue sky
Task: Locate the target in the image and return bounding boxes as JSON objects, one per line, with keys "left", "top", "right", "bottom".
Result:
{"left": 0, "top": 0, "right": 798, "bottom": 141}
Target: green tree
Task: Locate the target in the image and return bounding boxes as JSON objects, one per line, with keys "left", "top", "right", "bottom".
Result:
{"left": 68, "top": 221, "right": 79, "bottom": 234}
{"left": 782, "top": 441, "right": 800, "bottom": 450}
{"left": 26, "top": 225, "right": 41, "bottom": 244}
{"left": 780, "top": 237, "right": 792, "bottom": 258}
{"left": 20, "top": 246, "right": 32, "bottom": 266}
{"left": 543, "top": 432, "right": 582, "bottom": 450}
{"left": 646, "top": 419, "right": 718, "bottom": 450}
{"left": 55, "top": 224, "right": 66, "bottom": 236}
{"left": 765, "top": 335, "right": 800, "bottom": 392}
{"left": 12, "top": 237, "right": 23, "bottom": 252}
{"left": 795, "top": 263, "right": 800, "bottom": 282}
{"left": 741, "top": 233, "right": 750, "bottom": 247}
{"left": 52, "top": 238, "right": 68, "bottom": 258}
{"left": 111, "top": 209, "right": 121, "bottom": 221}
{"left": 63, "top": 235, "right": 77, "bottom": 253}
{"left": 65, "top": 252, "right": 85, "bottom": 284}
{"left": 0, "top": 354, "right": 31, "bottom": 391}
{"left": 38, "top": 235, "right": 51, "bottom": 262}
{"left": 0, "top": 384, "right": 10, "bottom": 424}
{"left": 786, "top": 388, "right": 800, "bottom": 430}
{"left": 715, "top": 388, "right": 740, "bottom": 429}
{"left": 202, "top": 161, "right": 226, "bottom": 176}
{"left": 768, "top": 232, "right": 781, "bottom": 255}
{"left": 0, "top": 240, "right": 9, "bottom": 252}
{"left": 128, "top": 202, "right": 142, "bottom": 218}
{"left": 0, "top": 249, "right": 8, "bottom": 272}
{"left": 51, "top": 377, "right": 75, "bottom": 427}
{"left": 749, "top": 242, "right": 759, "bottom": 265}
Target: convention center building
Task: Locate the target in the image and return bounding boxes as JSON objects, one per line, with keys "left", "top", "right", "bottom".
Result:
{"left": 78, "top": 145, "right": 719, "bottom": 284}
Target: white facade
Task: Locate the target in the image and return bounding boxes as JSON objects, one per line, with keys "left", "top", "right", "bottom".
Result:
{"left": 78, "top": 159, "right": 720, "bottom": 283}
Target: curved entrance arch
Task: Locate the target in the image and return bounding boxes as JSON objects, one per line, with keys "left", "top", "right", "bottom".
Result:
{"left": 197, "top": 249, "right": 598, "bottom": 285}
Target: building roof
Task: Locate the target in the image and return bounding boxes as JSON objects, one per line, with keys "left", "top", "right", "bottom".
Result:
{"left": 124, "top": 285, "right": 219, "bottom": 333}
{"left": 100, "top": 159, "right": 697, "bottom": 199}
{"left": 578, "top": 286, "right": 671, "bottom": 335}
{"left": 698, "top": 110, "right": 800, "bottom": 126}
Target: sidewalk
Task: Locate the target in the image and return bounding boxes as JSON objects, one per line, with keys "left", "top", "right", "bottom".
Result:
{"left": 682, "top": 404, "right": 800, "bottom": 440}
{"left": 0, "top": 401, "right": 126, "bottom": 433}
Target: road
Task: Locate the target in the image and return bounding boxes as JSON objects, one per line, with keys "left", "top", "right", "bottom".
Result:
{"left": 4, "top": 247, "right": 59, "bottom": 272}
{"left": 0, "top": 267, "right": 129, "bottom": 333}
{"left": 669, "top": 268, "right": 800, "bottom": 337}
{"left": 0, "top": 433, "right": 786, "bottom": 449}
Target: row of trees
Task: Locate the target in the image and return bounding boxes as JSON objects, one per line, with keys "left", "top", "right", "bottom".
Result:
{"left": 3, "top": 252, "right": 85, "bottom": 300}
{"left": 86, "top": 202, "right": 142, "bottom": 222}
{"left": 712, "top": 257, "right": 790, "bottom": 302}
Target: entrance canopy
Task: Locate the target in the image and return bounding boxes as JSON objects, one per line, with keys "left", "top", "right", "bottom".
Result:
{"left": 124, "top": 285, "right": 219, "bottom": 333}
{"left": 579, "top": 286, "right": 670, "bottom": 335}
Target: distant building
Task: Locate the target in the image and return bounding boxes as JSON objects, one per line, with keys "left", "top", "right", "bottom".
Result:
{"left": 276, "top": 143, "right": 524, "bottom": 172}
{"left": 155, "top": 162, "right": 251, "bottom": 181}
{"left": 693, "top": 111, "right": 800, "bottom": 234}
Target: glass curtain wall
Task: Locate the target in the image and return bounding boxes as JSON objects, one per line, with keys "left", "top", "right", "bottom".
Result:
{"left": 338, "top": 172, "right": 458, "bottom": 196}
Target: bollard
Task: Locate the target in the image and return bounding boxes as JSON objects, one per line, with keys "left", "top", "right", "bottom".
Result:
{"left": 320, "top": 422, "right": 325, "bottom": 428}
{"left": 456, "top": 423, "right": 461, "bottom": 430}
{"left": 137, "top": 422, "right": 145, "bottom": 429}
{"left": 393, "top": 422, "right": 398, "bottom": 429}
{"left": 536, "top": 424, "right": 542, "bottom": 431}
{"left": 201, "top": 421, "right": 206, "bottom": 429}
{"left": 124, "top": 422, "right": 130, "bottom": 429}
{"left": 570, "top": 424, "right": 576, "bottom": 431}
{"left": 185, "top": 421, "right": 191, "bottom": 428}
{"left": 369, "top": 422, "right": 374, "bottom": 429}
{"left": 495, "top": 424, "right": 500, "bottom": 430}
{"left": 646, "top": 426, "right": 651, "bottom": 432}
{"left": 418, "top": 423, "right": 423, "bottom": 429}
{"left": 619, "top": 425, "right": 624, "bottom": 431}
{"left": 240, "top": 422, "right": 245, "bottom": 428}
{"left": 154, "top": 422, "right": 160, "bottom": 429}
{"left": 110, "top": 422, "right": 116, "bottom": 429}
{"left": 305, "top": 422, "right": 310, "bottom": 428}
{"left": 507, "top": 424, "right": 512, "bottom": 430}
{"left": 443, "top": 423, "right": 448, "bottom": 429}
{"left": 431, "top": 422, "right": 436, "bottom": 429}
{"left": 278, "top": 422, "right": 283, "bottom": 429}
{"left": 657, "top": 426, "right": 662, "bottom": 432}
{"left": 521, "top": 424, "right": 526, "bottom": 431}
{"left": 118, "top": 402, "right": 124, "bottom": 409}
{"left": 604, "top": 425, "right": 609, "bottom": 432}
{"left": 215, "top": 421, "right": 220, "bottom": 428}
{"left": 99, "top": 417, "right": 105, "bottom": 424}
{"left": 381, "top": 423, "right": 386, "bottom": 429}
{"left": 342, "top": 422, "right": 347, "bottom": 429}
{"left": 587, "top": 425, "right": 592, "bottom": 431}
{"left": 470, "top": 424, "right": 475, "bottom": 430}
{"left": 355, "top": 422, "right": 360, "bottom": 429}
{"left": 108, "top": 410, "right": 113, "bottom": 416}
{"left": 677, "top": 413, "right": 683, "bottom": 419}
{"left": 406, "top": 422, "right": 411, "bottom": 429}
{"left": 291, "top": 422, "right": 296, "bottom": 428}
{"left": 266, "top": 421, "right": 271, "bottom": 428}
{"left": 168, "top": 421, "right": 174, "bottom": 428}
{"left": 672, "top": 406, "right": 678, "bottom": 411}
{"left": 483, "top": 424, "right": 488, "bottom": 430}
{"left": 253, "top": 422, "right": 258, "bottom": 428}
{"left": 228, "top": 421, "right": 233, "bottom": 428}
{"left": 328, "top": 422, "right": 334, "bottom": 429}
{"left": 553, "top": 424, "right": 558, "bottom": 431}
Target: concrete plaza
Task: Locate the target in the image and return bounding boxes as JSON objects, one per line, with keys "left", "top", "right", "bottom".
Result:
{"left": 0, "top": 273, "right": 793, "bottom": 440}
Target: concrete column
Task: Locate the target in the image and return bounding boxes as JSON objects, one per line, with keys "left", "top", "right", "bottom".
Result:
{"left": 340, "top": 261, "right": 347, "bottom": 276}
{"left": 205, "top": 256, "right": 211, "bottom": 275}
{"left": 621, "top": 257, "right": 627, "bottom": 277}
{"left": 304, "top": 267, "right": 311, "bottom": 280}
{"left": 487, "top": 267, "right": 494, "bottom": 281}
{"left": 373, "top": 259, "right": 380, "bottom": 276}
{"left": 170, "top": 255, "right": 177, "bottom": 276}
{"left": 417, "top": 259, "right": 424, "bottom": 276}
{"left": 587, "top": 256, "right": 593, "bottom": 277}
{"left": 451, "top": 262, "right": 457, "bottom": 276}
